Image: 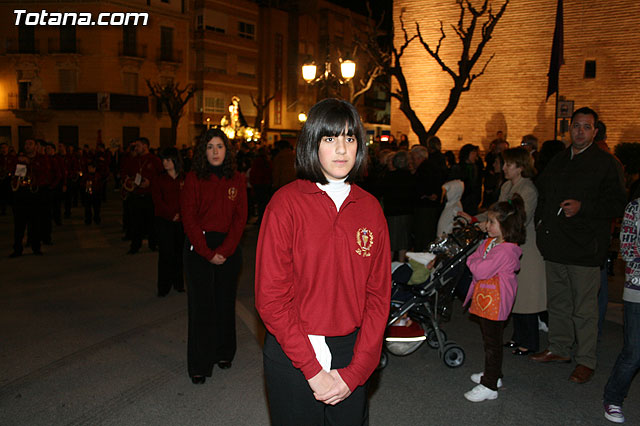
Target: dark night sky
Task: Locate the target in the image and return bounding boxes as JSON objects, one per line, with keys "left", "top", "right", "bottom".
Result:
{"left": 326, "top": 0, "right": 393, "bottom": 45}
{"left": 327, "top": 0, "right": 392, "bottom": 24}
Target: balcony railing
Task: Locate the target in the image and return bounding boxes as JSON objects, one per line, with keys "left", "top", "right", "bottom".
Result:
{"left": 47, "top": 37, "right": 82, "bottom": 54}
{"left": 7, "top": 92, "right": 49, "bottom": 110}
{"left": 118, "top": 42, "right": 147, "bottom": 59}
{"left": 4, "top": 38, "right": 41, "bottom": 54}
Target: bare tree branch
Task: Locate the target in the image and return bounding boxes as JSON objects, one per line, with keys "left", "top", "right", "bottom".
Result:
{"left": 146, "top": 80, "right": 196, "bottom": 146}
{"left": 416, "top": 22, "right": 456, "bottom": 79}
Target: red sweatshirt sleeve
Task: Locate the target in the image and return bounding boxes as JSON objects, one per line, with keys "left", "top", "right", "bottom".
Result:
{"left": 338, "top": 212, "right": 391, "bottom": 391}
{"left": 215, "top": 173, "right": 248, "bottom": 258}
{"left": 180, "top": 172, "right": 214, "bottom": 260}
{"left": 255, "top": 194, "right": 323, "bottom": 381}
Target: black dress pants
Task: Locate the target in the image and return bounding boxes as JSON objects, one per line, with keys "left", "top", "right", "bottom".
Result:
{"left": 156, "top": 217, "right": 184, "bottom": 295}
{"left": 511, "top": 312, "right": 540, "bottom": 352}
{"left": 129, "top": 194, "right": 156, "bottom": 251}
{"left": 184, "top": 233, "right": 241, "bottom": 377}
{"left": 40, "top": 187, "right": 52, "bottom": 244}
{"left": 12, "top": 188, "right": 41, "bottom": 254}
{"left": 0, "top": 177, "right": 11, "bottom": 214}
{"left": 263, "top": 330, "right": 369, "bottom": 426}
{"left": 82, "top": 192, "right": 102, "bottom": 224}
{"left": 51, "top": 185, "right": 62, "bottom": 225}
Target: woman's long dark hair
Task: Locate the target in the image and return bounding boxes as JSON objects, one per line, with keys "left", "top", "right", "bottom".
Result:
{"left": 192, "top": 128, "right": 236, "bottom": 180}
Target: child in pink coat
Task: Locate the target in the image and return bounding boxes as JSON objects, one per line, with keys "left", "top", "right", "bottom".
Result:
{"left": 463, "top": 194, "right": 526, "bottom": 402}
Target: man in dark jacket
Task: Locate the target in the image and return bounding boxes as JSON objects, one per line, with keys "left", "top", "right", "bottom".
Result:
{"left": 531, "top": 107, "right": 626, "bottom": 384}
{"left": 412, "top": 137, "right": 448, "bottom": 250}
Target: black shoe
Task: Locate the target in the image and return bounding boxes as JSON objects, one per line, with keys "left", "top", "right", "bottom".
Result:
{"left": 149, "top": 246, "right": 157, "bottom": 252}
{"left": 503, "top": 341, "right": 517, "bottom": 349}
{"left": 42, "top": 240, "right": 53, "bottom": 246}
{"left": 191, "top": 376, "right": 206, "bottom": 384}
{"left": 126, "top": 249, "right": 138, "bottom": 255}
{"left": 33, "top": 250, "right": 43, "bottom": 256}
{"left": 9, "top": 251, "right": 22, "bottom": 258}
{"left": 218, "top": 361, "right": 232, "bottom": 369}
{"left": 157, "top": 291, "right": 169, "bottom": 297}
{"left": 512, "top": 347, "right": 533, "bottom": 356}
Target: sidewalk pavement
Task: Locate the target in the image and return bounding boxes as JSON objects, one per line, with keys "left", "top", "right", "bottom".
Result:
{"left": 0, "top": 200, "right": 637, "bottom": 425}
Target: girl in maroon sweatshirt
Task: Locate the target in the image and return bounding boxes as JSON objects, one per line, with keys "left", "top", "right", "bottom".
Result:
{"left": 256, "top": 99, "right": 391, "bottom": 425}
{"left": 152, "top": 147, "right": 185, "bottom": 297}
{"left": 180, "top": 129, "right": 247, "bottom": 384}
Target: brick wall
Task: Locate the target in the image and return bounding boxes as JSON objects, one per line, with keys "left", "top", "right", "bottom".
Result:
{"left": 392, "top": 0, "right": 640, "bottom": 153}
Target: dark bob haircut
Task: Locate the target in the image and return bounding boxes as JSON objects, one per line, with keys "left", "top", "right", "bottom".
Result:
{"left": 159, "top": 147, "right": 184, "bottom": 176}
{"left": 295, "top": 98, "right": 368, "bottom": 184}
{"left": 192, "top": 128, "right": 236, "bottom": 180}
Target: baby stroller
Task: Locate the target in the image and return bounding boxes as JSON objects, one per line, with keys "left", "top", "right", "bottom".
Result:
{"left": 379, "top": 219, "right": 485, "bottom": 369}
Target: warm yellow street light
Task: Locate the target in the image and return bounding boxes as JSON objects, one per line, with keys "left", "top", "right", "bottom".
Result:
{"left": 340, "top": 59, "right": 356, "bottom": 80}
{"left": 301, "top": 57, "right": 356, "bottom": 85}
{"left": 298, "top": 112, "right": 307, "bottom": 123}
{"left": 302, "top": 62, "right": 317, "bottom": 83}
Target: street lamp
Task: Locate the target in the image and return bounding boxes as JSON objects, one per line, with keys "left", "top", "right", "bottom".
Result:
{"left": 298, "top": 112, "right": 307, "bottom": 123}
{"left": 302, "top": 56, "right": 356, "bottom": 85}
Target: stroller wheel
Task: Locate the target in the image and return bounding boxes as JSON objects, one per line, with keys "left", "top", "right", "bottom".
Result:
{"left": 426, "top": 329, "right": 447, "bottom": 349}
{"left": 441, "top": 343, "right": 465, "bottom": 368}
{"left": 377, "top": 351, "right": 388, "bottom": 370}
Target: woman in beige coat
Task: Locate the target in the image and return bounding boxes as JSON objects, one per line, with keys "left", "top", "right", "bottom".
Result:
{"left": 460, "top": 147, "right": 546, "bottom": 354}
{"left": 499, "top": 148, "right": 546, "bottom": 355}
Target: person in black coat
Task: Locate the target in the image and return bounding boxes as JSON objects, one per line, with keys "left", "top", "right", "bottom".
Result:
{"left": 381, "top": 150, "right": 416, "bottom": 262}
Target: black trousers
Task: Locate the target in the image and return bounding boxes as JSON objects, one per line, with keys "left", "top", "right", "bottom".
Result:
{"left": 511, "top": 312, "right": 540, "bottom": 352}
{"left": 263, "top": 330, "right": 369, "bottom": 426}
{"left": 51, "top": 185, "right": 63, "bottom": 225}
{"left": 82, "top": 192, "right": 102, "bottom": 224}
{"left": 411, "top": 206, "right": 439, "bottom": 251}
{"left": 64, "top": 180, "right": 78, "bottom": 216}
{"left": 184, "top": 233, "right": 241, "bottom": 377}
{"left": 156, "top": 217, "right": 184, "bottom": 295}
{"left": 129, "top": 194, "right": 156, "bottom": 251}
{"left": 12, "top": 188, "right": 42, "bottom": 253}
{"left": 478, "top": 317, "right": 506, "bottom": 391}
{"left": 40, "top": 187, "right": 52, "bottom": 244}
{"left": 0, "top": 177, "right": 11, "bottom": 214}
{"left": 122, "top": 196, "right": 131, "bottom": 238}
{"left": 252, "top": 184, "right": 272, "bottom": 223}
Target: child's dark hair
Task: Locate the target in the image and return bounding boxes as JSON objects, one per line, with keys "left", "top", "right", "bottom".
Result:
{"left": 488, "top": 193, "right": 526, "bottom": 245}
{"left": 295, "top": 98, "right": 368, "bottom": 184}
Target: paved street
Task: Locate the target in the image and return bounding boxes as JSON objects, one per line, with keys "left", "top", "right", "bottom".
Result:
{"left": 1, "top": 195, "right": 638, "bottom": 426}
